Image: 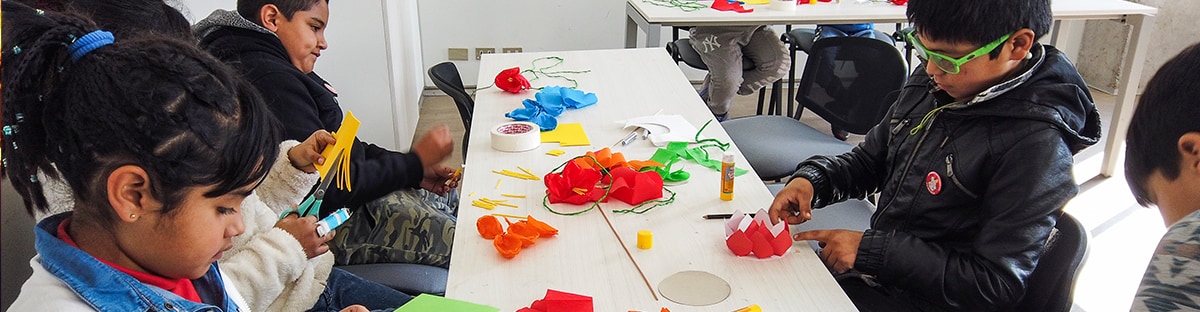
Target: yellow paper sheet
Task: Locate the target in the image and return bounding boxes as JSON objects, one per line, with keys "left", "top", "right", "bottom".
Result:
{"left": 315, "top": 111, "right": 360, "bottom": 192}
{"left": 540, "top": 123, "right": 591, "bottom": 147}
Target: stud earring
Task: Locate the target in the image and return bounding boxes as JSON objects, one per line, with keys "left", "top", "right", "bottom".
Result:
{"left": 129, "top": 214, "right": 138, "bottom": 220}
{"left": 1025, "top": 51, "right": 1033, "bottom": 60}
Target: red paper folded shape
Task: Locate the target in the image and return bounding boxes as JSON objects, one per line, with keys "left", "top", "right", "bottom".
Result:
{"left": 711, "top": 0, "right": 753, "bottom": 12}
{"left": 496, "top": 67, "right": 532, "bottom": 93}
{"left": 724, "top": 209, "right": 791, "bottom": 258}
{"left": 544, "top": 161, "right": 604, "bottom": 205}
{"left": 517, "top": 289, "right": 594, "bottom": 312}
{"left": 604, "top": 167, "right": 663, "bottom": 206}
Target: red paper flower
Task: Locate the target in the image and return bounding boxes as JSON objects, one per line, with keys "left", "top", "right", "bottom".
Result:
{"left": 604, "top": 167, "right": 664, "bottom": 206}
{"left": 544, "top": 161, "right": 605, "bottom": 205}
{"left": 495, "top": 67, "right": 531, "bottom": 93}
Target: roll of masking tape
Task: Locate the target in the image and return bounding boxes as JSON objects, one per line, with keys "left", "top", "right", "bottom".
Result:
{"left": 769, "top": 0, "right": 796, "bottom": 11}
{"left": 491, "top": 121, "right": 540, "bottom": 152}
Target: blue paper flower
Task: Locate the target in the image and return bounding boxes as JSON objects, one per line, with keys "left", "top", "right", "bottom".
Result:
{"left": 505, "top": 86, "right": 598, "bottom": 131}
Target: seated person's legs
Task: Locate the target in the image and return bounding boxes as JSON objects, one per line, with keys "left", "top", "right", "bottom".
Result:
{"left": 330, "top": 189, "right": 457, "bottom": 268}
{"left": 308, "top": 268, "right": 413, "bottom": 312}
{"left": 740, "top": 27, "right": 790, "bottom": 96}
{"left": 690, "top": 26, "right": 752, "bottom": 120}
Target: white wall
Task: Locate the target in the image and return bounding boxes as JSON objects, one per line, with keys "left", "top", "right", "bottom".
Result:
{"left": 417, "top": 0, "right": 634, "bottom": 87}
{"left": 174, "top": 0, "right": 420, "bottom": 151}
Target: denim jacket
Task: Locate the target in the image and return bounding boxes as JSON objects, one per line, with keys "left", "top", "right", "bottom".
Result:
{"left": 10, "top": 212, "right": 242, "bottom": 312}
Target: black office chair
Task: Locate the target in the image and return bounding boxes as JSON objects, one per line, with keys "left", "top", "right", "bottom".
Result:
{"left": 665, "top": 37, "right": 785, "bottom": 116}
{"left": 782, "top": 27, "right": 896, "bottom": 130}
{"left": 722, "top": 36, "right": 907, "bottom": 181}
{"left": 1014, "top": 211, "right": 1089, "bottom": 312}
{"left": 428, "top": 62, "right": 474, "bottom": 158}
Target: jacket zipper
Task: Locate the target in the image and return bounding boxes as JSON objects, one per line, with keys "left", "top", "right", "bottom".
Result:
{"left": 874, "top": 113, "right": 938, "bottom": 227}
{"left": 945, "top": 154, "right": 980, "bottom": 198}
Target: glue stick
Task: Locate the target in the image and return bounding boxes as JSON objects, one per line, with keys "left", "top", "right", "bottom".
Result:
{"left": 720, "top": 153, "right": 735, "bottom": 201}
{"left": 315, "top": 208, "right": 352, "bottom": 237}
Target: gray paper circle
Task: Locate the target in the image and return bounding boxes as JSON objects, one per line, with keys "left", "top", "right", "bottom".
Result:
{"left": 658, "top": 270, "right": 731, "bottom": 306}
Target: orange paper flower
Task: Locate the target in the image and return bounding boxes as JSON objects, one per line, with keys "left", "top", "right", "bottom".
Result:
{"left": 481, "top": 215, "right": 559, "bottom": 259}
{"left": 526, "top": 216, "right": 559, "bottom": 237}
{"left": 494, "top": 233, "right": 523, "bottom": 259}
{"left": 507, "top": 220, "right": 542, "bottom": 247}
{"left": 476, "top": 215, "right": 504, "bottom": 239}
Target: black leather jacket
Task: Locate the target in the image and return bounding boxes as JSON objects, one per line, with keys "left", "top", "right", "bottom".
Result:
{"left": 196, "top": 11, "right": 424, "bottom": 216}
{"left": 793, "top": 44, "right": 1101, "bottom": 311}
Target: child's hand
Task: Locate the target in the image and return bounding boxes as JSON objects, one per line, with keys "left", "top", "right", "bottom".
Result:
{"left": 420, "top": 164, "right": 457, "bottom": 196}
{"left": 275, "top": 213, "right": 334, "bottom": 259}
{"left": 289, "top": 130, "right": 336, "bottom": 173}
{"left": 339, "top": 305, "right": 369, "bottom": 312}
{"left": 413, "top": 125, "right": 453, "bottom": 168}
{"left": 768, "top": 178, "right": 815, "bottom": 225}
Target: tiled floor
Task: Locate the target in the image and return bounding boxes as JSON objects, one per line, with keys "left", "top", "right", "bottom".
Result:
{"left": 417, "top": 84, "right": 1162, "bottom": 311}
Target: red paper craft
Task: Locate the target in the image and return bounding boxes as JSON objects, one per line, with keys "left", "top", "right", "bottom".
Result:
{"left": 495, "top": 67, "right": 532, "bottom": 93}
{"left": 724, "top": 209, "right": 791, "bottom": 258}
{"left": 604, "top": 167, "right": 664, "bottom": 206}
{"left": 711, "top": 0, "right": 753, "bottom": 12}
{"left": 544, "top": 161, "right": 605, "bottom": 205}
{"left": 517, "top": 289, "right": 594, "bottom": 312}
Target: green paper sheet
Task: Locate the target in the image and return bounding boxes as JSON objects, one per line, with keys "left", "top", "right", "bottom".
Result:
{"left": 393, "top": 294, "right": 499, "bottom": 312}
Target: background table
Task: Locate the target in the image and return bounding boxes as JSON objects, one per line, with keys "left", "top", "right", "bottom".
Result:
{"left": 624, "top": 0, "right": 1157, "bottom": 178}
{"left": 446, "top": 48, "right": 857, "bottom": 311}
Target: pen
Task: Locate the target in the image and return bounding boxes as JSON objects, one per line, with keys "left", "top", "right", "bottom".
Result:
{"left": 703, "top": 213, "right": 756, "bottom": 219}
{"left": 618, "top": 130, "right": 639, "bottom": 146}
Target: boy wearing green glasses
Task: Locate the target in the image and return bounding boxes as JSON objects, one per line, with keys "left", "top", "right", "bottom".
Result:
{"left": 767, "top": 0, "right": 1101, "bottom": 310}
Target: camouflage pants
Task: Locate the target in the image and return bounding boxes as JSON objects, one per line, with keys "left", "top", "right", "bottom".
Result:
{"left": 329, "top": 188, "right": 458, "bottom": 268}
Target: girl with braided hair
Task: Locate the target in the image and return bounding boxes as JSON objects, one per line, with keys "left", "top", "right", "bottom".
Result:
{"left": 1, "top": 2, "right": 376, "bottom": 311}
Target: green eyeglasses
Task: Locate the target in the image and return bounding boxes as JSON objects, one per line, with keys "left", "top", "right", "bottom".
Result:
{"left": 906, "top": 31, "right": 1013, "bottom": 74}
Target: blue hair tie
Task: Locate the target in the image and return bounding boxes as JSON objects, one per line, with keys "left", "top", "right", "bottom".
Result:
{"left": 68, "top": 30, "right": 114, "bottom": 62}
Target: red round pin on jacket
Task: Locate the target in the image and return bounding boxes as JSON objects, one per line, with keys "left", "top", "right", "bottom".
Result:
{"left": 925, "top": 171, "right": 942, "bottom": 195}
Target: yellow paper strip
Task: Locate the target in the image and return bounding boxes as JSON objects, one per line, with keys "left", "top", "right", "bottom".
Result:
{"left": 546, "top": 149, "right": 566, "bottom": 156}
{"left": 496, "top": 179, "right": 502, "bottom": 189}
{"left": 501, "top": 193, "right": 526, "bottom": 198}
{"left": 472, "top": 200, "right": 496, "bottom": 210}
{"left": 491, "top": 213, "right": 528, "bottom": 219}
{"left": 468, "top": 192, "right": 476, "bottom": 197}
{"left": 517, "top": 166, "right": 541, "bottom": 180}
{"left": 493, "top": 169, "right": 537, "bottom": 180}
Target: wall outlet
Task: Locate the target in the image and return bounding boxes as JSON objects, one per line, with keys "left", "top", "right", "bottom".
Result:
{"left": 447, "top": 48, "right": 469, "bottom": 61}
{"left": 475, "top": 47, "right": 495, "bottom": 60}
{"left": 502, "top": 47, "right": 523, "bottom": 53}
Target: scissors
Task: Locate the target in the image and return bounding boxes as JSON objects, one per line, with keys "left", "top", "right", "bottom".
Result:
{"left": 280, "top": 152, "right": 344, "bottom": 219}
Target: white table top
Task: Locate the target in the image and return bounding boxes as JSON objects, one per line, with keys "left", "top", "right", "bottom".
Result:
{"left": 446, "top": 48, "right": 857, "bottom": 311}
{"left": 627, "top": 0, "right": 1156, "bottom": 26}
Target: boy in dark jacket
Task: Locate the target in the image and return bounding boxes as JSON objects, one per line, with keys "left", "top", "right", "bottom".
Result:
{"left": 767, "top": 0, "right": 1102, "bottom": 310}
{"left": 195, "top": 0, "right": 459, "bottom": 268}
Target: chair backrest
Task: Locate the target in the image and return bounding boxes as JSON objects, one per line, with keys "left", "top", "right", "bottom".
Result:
{"left": 428, "top": 62, "right": 473, "bottom": 156}
{"left": 428, "top": 62, "right": 473, "bottom": 130}
{"left": 794, "top": 36, "right": 907, "bottom": 134}
{"left": 1013, "top": 211, "right": 1089, "bottom": 312}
